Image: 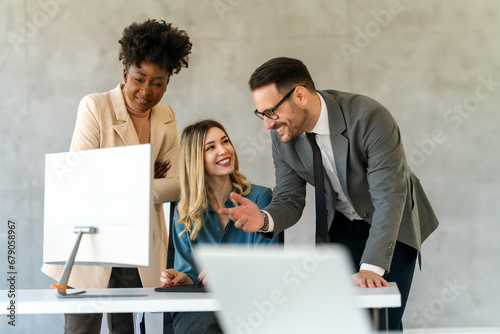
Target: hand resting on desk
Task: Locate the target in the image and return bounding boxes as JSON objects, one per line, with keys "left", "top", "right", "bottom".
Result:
{"left": 353, "top": 270, "right": 389, "bottom": 288}
{"left": 161, "top": 269, "right": 208, "bottom": 288}
{"left": 160, "top": 269, "right": 193, "bottom": 287}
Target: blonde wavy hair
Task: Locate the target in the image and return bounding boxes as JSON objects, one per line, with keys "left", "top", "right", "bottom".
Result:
{"left": 177, "top": 120, "right": 251, "bottom": 240}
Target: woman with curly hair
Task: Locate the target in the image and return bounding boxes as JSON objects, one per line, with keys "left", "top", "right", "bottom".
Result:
{"left": 41, "top": 19, "right": 192, "bottom": 334}
{"left": 160, "top": 120, "right": 278, "bottom": 334}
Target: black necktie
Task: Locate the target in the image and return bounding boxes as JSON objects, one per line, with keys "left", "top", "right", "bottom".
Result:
{"left": 306, "top": 133, "right": 329, "bottom": 243}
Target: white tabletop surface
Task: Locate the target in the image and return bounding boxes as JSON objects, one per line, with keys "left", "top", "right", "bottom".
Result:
{"left": 1, "top": 282, "right": 400, "bottom": 315}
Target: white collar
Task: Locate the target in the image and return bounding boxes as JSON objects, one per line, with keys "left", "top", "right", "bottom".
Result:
{"left": 309, "top": 92, "right": 330, "bottom": 136}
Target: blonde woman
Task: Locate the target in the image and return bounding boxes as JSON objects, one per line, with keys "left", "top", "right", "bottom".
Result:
{"left": 160, "top": 120, "right": 277, "bottom": 333}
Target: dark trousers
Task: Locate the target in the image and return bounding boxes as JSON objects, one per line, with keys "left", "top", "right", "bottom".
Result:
{"left": 64, "top": 267, "right": 143, "bottom": 334}
{"left": 171, "top": 311, "right": 223, "bottom": 334}
{"left": 328, "top": 212, "right": 417, "bottom": 331}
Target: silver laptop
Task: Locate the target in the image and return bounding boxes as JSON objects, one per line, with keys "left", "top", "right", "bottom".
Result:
{"left": 195, "top": 244, "right": 372, "bottom": 334}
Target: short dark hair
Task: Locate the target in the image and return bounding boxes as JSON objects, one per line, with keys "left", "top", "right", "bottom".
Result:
{"left": 118, "top": 19, "right": 192, "bottom": 75}
{"left": 248, "top": 57, "right": 316, "bottom": 94}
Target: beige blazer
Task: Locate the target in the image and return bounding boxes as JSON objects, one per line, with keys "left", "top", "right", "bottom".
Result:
{"left": 41, "top": 84, "right": 181, "bottom": 288}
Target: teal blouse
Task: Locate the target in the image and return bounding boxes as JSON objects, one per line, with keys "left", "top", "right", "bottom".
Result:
{"left": 172, "top": 184, "right": 278, "bottom": 283}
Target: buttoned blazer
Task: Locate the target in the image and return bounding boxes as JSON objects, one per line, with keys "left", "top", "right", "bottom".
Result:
{"left": 41, "top": 84, "right": 181, "bottom": 288}
{"left": 264, "top": 90, "right": 439, "bottom": 272}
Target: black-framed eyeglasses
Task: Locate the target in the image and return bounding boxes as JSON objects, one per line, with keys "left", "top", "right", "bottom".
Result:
{"left": 254, "top": 86, "right": 304, "bottom": 120}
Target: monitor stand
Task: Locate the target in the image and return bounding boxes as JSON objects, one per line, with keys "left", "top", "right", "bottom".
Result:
{"left": 52, "top": 226, "right": 146, "bottom": 298}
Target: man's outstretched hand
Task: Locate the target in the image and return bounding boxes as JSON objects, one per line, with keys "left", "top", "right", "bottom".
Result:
{"left": 218, "top": 192, "right": 265, "bottom": 232}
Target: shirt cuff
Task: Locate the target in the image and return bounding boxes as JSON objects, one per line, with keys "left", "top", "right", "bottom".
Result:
{"left": 360, "top": 263, "right": 385, "bottom": 276}
{"left": 259, "top": 210, "right": 274, "bottom": 233}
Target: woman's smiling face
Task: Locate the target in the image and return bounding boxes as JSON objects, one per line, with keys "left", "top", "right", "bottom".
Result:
{"left": 122, "top": 60, "right": 169, "bottom": 112}
{"left": 203, "top": 126, "right": 235, "bottom": 178}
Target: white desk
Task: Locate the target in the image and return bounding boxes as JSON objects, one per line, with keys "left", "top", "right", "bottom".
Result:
{"left": 2, "top": 283, "right": 400, "bottom": 331}
{"left": 2, "top": 283, "right": 399, "bottom": 314}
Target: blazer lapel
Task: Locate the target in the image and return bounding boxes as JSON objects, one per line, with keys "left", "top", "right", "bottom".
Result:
{"left": 319, "top": 91, "right": 350, "bottom": 201}
{"left": 110, "top": 84, "right": 140, "bottom": 146}
{"left": 150, "top": 106, "right": 170, "bottom": 159}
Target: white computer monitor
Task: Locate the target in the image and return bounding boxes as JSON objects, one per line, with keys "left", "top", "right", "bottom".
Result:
{"left": 43, "top": 144, "right": 153, "bottom": 296}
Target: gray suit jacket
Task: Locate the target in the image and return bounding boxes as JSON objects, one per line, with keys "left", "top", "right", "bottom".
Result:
{"left": 264, "top": 90, "right": 439, "bottom": 272}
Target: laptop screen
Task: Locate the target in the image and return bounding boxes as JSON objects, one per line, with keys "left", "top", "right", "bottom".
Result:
{"left": 195, "top": 244, "right": 372, "bottom": 334}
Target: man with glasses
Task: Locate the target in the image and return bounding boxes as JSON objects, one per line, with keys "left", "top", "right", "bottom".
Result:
{"left": 219, "top": 57, "right": 439, "bottom": 331}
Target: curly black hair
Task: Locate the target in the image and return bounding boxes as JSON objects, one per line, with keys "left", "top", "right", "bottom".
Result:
{"left": 118, "top": 19, "right": 192, "bottom": 75}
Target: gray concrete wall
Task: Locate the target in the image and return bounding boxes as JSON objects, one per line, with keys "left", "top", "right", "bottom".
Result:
{"left": 1, "top": 0, "right": 499, "bottom": 332}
